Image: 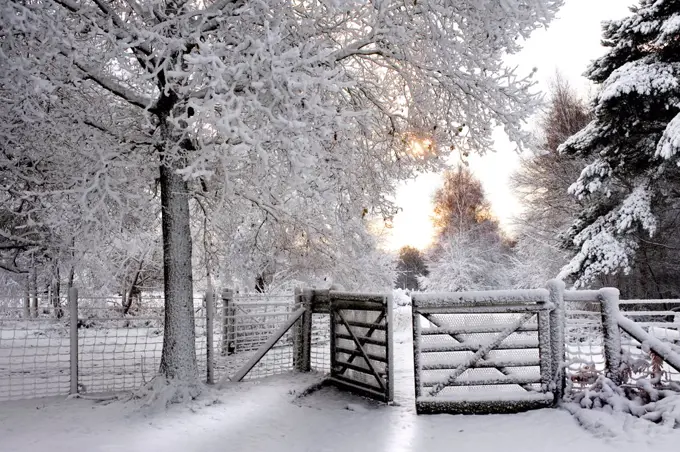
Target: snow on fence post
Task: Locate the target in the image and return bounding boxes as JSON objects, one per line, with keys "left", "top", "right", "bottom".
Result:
{"left": 206, "top": 288, "right": 214, "bottom": 384}
{"left": 293, "top": 288, "right": 313, "bottom": 372}
{"left": 68, "top": 287, "right": 79, "bottom": 395}
{"left": 547, "top": 279, "right": 565, "bottom": 402}
{"left": 221, "top": 289, "right": 234, "bottom": 356}
{"left": 599, "top": 288, "right": 623, "bottom": 385}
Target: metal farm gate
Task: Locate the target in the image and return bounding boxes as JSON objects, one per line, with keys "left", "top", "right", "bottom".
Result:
{"left": 327, "top": 292, "right": 394, "bottom": 402}
{"left": 411, "top": 290, "right": 556, "bottom": 414}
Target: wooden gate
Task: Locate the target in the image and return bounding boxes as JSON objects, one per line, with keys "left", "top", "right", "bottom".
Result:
{"left": 328, "top": 292, "right": 393, "bottom": 402}
{"left": 412, "top": 290, "right": 555, "bottom": 414}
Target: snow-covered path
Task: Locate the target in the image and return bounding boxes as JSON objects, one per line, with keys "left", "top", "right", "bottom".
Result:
{"left": 1, "top": 332, "right": 678, "bottom": 452}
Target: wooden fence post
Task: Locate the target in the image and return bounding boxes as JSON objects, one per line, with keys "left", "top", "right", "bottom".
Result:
{"left": 206, "top": 288, "right": 214, "bottom": 384}
{"left": 599, "top": 288, "right": 623, "bottom": 385}
{"left": 221, "top": 289, "right": 234, "bottom": 356}
{"left": 293, "top": 288, "right": 313, "bottom": 372}
{"left": 69, "top": 287, "right": 79, "bottom": 395}
{"left": 547, "top": 279, "right": 565, "bottom": 402}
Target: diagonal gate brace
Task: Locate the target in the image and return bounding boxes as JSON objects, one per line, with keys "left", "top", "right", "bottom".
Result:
{"left": 428, "top": 313, "right": 534, "bottom": 397}
{"left": 336, "top": 310, "right": 386, "bottom": 392}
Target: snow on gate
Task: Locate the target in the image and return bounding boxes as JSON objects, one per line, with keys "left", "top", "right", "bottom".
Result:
{"left": 411, "top": 290, "right": 556, "bottom": 414}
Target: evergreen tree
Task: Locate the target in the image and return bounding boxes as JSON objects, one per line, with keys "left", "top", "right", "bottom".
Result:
{"left": 395, "top": 246, "right": 428, "bottom": 291}
{"left": 559, "top": 0, "right": 680, "bottom": 288}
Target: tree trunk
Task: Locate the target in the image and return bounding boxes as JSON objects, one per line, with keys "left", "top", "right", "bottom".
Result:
{"left": 30, "top": 266, "right": 38, "bottom": 318}
{"left": 23, "top": 274, "right": 30, "bottom": 319}
{"left": 52, "top": 265, "right": 63, "bottom": 319}
{"left": 158, "top": 154, "right": 198, "bottom": 385}
{"left": 123, "top": 259, "right": 144, "bottom": 316}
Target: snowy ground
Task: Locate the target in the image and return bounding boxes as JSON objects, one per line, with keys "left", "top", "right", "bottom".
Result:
{"left": 1, "top": 327, "right": 679, "bottom": 452}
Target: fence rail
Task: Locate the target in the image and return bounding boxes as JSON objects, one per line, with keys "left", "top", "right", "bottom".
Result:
{"left": 0, "top": 289, "right": 331, "bottom": 402}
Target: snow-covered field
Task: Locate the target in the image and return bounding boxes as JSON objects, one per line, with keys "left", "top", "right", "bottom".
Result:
{"left": 1, "top": 315, "right": 679, "bottom": 452}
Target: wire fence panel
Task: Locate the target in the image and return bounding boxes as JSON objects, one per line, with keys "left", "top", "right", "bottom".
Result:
{"left": 311, "top": 313, "right": 331, "bottom": 373}
{"left": 0, "top": 296, "right": 70, "bottom": 401}
{"left": 564, "top": 298, "right": 606, "bottom": 391}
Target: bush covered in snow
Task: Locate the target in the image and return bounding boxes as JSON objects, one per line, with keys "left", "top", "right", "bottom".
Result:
{"left": 565, "top": 376, "right": 680, "bottom": 429}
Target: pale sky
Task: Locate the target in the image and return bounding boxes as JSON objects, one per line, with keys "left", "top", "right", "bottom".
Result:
{"left": 386, "top": 0, "right": 633, "bottom": 251}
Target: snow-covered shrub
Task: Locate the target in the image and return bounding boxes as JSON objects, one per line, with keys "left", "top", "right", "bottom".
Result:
{"left": 565, "top": 376, "right": 680, "bottom": 429}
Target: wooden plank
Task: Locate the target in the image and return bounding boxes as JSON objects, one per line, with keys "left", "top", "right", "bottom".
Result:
{"left": 412, "top": 289, "right": 548, "bottom": 308}
{"left": 223, "top": 307, "right": 305, "bottom": 384}
{"left": 335, "top": 319, "right": 387, "bottom": 331}
{"left": 331, "top": 301, "right": 386, "bottom": 312}
{"left": 335, "top": 333, "right": 386, "bottom": 347}
{"left": 418, "top": 304, "right": 550, "bottom": 314}
{"left": 333, "top": 360, "right": 382, "bottom": 377}
{"left": 420, "top": 340, "right": 539, "bottom": 353}
{"left": 329, "top": 292, "right": 388, "bottom": 304}
{"left": 421, "top": 375, "right": 542, "bottom": 387}
{"left": 421, "top": 324, "right": 538, "bottom": 335}
{"left": 415, "top": 393, "right": 553, "bottom": 415}
{"left": 421, "top": 357, "right": 541, "bottom": 370}
{"left": 336, "top": 310, "right": 386, "bottom": 392}
{"left": 335, "top": 346, "right": 387, "bottom": 363}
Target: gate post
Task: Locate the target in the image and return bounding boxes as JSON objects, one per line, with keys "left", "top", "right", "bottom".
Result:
{"left": 221, "top": 289, "right": 234, "bottom": 356}
{"left": 68, "top": 287, "right": 79, "bottom": 395}
{"left": 599, "top": 288, "right": 623, "bottom": 384}
{"left": 293, "top": 288, "right": 312, "bottom": 372}
{"left": 206, "top": 288, "right": 215, "bottom": 384}
{"left": 547, "top": 279, "right": 565, "bottom": 402}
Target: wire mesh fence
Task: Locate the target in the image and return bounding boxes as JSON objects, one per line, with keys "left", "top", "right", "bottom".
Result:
{"left": 0, "top": 289, "right": 327, "bottom": 401}
{"left": 0, "top": 296, "right": 70, "bottom": 401}
{"left": 564, "top": 294, "right": 680, "bottom": 391}
{"left": 564, "top": 296, "right": 606, "bottom": 391}
{"left": 311, "top": 313, "right": 331, "bottom": 373}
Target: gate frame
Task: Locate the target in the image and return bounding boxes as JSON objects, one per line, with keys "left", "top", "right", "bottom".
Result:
{"left": 411, "top": 289, "right": 556, "bottom": 414}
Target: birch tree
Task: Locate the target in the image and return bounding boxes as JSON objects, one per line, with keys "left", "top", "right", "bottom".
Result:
{"left": 2, "top": 0, "right": 561, "bottom": 399}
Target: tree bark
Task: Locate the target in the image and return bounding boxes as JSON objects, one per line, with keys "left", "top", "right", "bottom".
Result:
{"left": 158, "top": 151, "right": 198, "bottom": 384}
{"left": 52, "top": 265, "right": 63, "bottom": 319}
{"left": 23, "top": 274, "right": 30, "bottom": 319}
{"left": 123, "top": 259, "right": 144, "bottom": 315}
{"left": 30, "top": 265, "right": 38, "bottom": 318}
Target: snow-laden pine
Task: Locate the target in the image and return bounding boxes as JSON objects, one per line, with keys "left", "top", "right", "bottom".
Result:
{"left": 559, "top": 0, "right": 680, "bottom": 287}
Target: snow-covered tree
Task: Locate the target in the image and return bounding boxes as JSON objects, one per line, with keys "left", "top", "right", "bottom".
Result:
{"left": 396, "top": 246, "right": 428, "bottom": 291}
{"left": 510, "top": 75, "right": 591, "bottom": 287}
{"left": 424, "top": 166, "right": 511, "bottom": 291}
{"left": 558, "top": 0, "right": 680, "bottom": 288}
{"left": 2, "top": 0, "right": 561, "bottom": 398}
{"left": 420, "top": 227, "right": 512, "bottom": 292}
